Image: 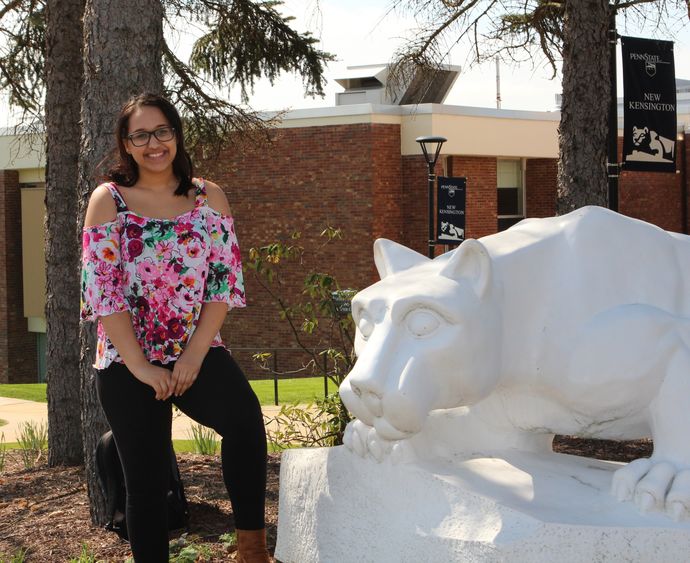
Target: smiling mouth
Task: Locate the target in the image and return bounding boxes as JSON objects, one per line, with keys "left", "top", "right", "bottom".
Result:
{"left": 145, "top": 151, "right": 167, "bottom": 159}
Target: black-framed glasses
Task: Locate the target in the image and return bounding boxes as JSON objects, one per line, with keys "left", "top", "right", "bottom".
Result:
{"left": 126, "top": 126, "right": 176, "bottom": 147}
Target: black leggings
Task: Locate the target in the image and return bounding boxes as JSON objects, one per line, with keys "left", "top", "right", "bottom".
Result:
{"left": 96, "top": 346, "right": 267, "bottom": 563}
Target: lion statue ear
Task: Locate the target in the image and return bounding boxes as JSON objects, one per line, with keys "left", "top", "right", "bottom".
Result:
{"left": 373, "top": 239, "right": 429, "bottom": 279}
{"left": 439, "top": 239, "right": 493, "bottom": 298}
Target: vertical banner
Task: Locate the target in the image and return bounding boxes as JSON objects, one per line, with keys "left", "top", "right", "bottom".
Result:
{"left": 436, "top": 176, "right": 466, "bottom": 244}
{"left": 622, "top": 36, "right": 677, "bottom": 173}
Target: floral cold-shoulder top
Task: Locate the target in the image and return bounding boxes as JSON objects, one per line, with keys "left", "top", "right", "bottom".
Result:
{"left": 80, "top": 178, "right": 246, "bottom": 369}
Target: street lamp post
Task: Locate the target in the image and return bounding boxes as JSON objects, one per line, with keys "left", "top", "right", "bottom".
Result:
{"left": 416, "top": 136, "right": 447, "bottom": 259}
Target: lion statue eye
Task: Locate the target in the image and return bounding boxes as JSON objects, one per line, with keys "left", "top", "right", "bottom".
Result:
{"left": 405, "top": 309, "right": 441, "bottom": 337}
{"left": 357, "top": 315, "right": 374, "bottom": 339}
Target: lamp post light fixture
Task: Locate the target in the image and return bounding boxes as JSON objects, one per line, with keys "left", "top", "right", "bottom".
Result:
{"left": 416, "top": 135, "right": 447, "bottom": 258}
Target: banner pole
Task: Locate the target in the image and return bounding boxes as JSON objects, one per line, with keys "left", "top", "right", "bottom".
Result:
{"left": 427, "top": 164, "right": 435, "bottom": 259}
{"left": 607, "top": 10, "right": 619, "bottom": 212}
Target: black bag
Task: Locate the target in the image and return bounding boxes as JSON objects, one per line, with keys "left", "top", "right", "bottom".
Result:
{"left": 95, "top": 430, "right": 190, "bottom": 541}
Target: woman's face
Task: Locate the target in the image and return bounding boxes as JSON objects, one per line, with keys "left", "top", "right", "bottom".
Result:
{"left": 125, "top": 105, "right": 177, "bottom": 177}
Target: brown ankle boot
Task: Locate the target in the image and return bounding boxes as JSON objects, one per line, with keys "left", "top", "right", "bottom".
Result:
{"left": 236, "top": 528, "right": 272, "bottom": 563}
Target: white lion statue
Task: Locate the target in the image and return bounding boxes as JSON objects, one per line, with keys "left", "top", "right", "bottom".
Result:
{"left": 340, "top": 206, "right": 690, "bottom": 520}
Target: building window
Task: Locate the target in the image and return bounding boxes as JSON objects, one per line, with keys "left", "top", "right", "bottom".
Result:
{"left": 497, "top": 159, "right": 524, "bottom": 231}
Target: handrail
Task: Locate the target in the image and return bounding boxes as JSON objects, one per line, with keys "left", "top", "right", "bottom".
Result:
{"left": 229, "top": 347, "right": 339, "bottom": 405}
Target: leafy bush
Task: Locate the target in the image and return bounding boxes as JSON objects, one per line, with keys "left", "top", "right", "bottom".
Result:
{"left": 169, "top": 533, "right": 213, "bottom": 562}
{"left": 266, "top": 392, "right": 351, "bottom": 450}
{"left": 248, "top": 227, "right": 355, "bottom": 446}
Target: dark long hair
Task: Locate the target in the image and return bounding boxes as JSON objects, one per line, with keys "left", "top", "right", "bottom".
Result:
{"left": 105, "top": 93, "right": 194, "bottom": 196}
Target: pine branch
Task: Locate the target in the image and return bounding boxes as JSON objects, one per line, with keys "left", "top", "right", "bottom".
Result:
{"left": 162, "top": 39, "right": 276, "bottom": 155}
{"left": 614, "top": 0, "right": 676, "bottom": 11}
{"left": 0, "top": 0, "right": 24, "bottom": 21}
{"left": 0, "top": 0, "right": 45, "bottom": 118}
{"left": 186, "top": 0, "right": 334, "bottom": 102}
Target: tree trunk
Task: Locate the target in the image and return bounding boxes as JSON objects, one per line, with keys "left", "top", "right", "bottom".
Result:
{"left": 556, "top": 0, "right": 611, "bottom": 213}
{"left": 78, "top": 0, "right": 164, "bottom": 525}
{"left": 45, "top": 0, "right": 86, "bottom": 468}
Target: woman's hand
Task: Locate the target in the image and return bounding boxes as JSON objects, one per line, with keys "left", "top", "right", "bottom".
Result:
{"left": 171, "top": 349, "right": 205, "bottom": 396}
{"left": 130, "top": 362, "right": 174, "bottom": 400}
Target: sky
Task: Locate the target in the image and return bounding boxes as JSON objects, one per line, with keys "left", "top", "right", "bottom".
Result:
{"left": 214, "top": 0, "right": 690, "bottom": 114}
{"left": 2, "top": 0, "right": 690, "bottom": 126}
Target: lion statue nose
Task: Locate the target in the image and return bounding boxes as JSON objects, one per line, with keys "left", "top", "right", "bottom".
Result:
{"left": 347, "top": 382, "right": 384, "bottom": 418}
{"left": 361, "top": 390, "right": 383, "bottom": 417}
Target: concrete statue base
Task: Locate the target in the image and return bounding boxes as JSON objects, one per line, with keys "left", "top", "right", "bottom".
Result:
{"left": 275, "top": 446, "right": 690, "bottom": 563}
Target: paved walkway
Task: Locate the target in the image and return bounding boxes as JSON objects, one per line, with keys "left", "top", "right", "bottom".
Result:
{"left": 0, "top": 396, "right": 288, "bottom": 443}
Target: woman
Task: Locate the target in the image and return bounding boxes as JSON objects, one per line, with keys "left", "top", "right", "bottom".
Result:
{"left": 80, "top": 93, "right": 270, "bottom": 563}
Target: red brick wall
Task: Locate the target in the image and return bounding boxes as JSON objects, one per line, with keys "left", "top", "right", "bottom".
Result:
{"left": 401, "top": 155, "right": 432, "bottom": 255}
{"left": 0, "top": 171, "right": 37, "bottom": 383}
{"left": 371, "top": 125, "right": 403, "bottom": 275}
{"left": 371, "top": 126, "right": 403, "bottom": 239}
{"left": 448, "top": 156, "right": 497, "bottom": 239}
{"left": 526, "top": 158, "right": 558, "bottom": 218}
{"left": 619, "top": 169, "right": 682, "bottom": 232}
{"left": 197, "top": 124, "right": 402, "bottom": 376}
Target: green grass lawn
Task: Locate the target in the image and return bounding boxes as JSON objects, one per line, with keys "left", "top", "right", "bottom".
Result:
{"left": 0, "top": 377, "right": 333, "bottom": 406}
{"left": 251, "top": 377, "right": 333, "bottom": 405}
{"left": 0, "top": 438, "right": 282, "bottom": 454}
{"left": 0, "top": 383, "right": 46, "bottom": 402}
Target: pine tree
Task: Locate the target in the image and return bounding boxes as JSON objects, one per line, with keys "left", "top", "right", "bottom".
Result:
{"left": 44, "top": 0, "right": 85, "bottom": 468}
{"left": 387, "top": 0, "right": 688, "bottom": 211}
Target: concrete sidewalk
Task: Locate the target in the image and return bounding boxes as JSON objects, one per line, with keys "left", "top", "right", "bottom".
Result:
{"left": 0, "top": 396, "right": 288, "bottom": 443}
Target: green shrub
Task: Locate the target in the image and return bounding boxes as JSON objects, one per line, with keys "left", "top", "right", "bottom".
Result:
{"left": 0, "top": 548, "right": 27, "bottom": 563}
{"left": 266, "top": 392, "right": 349, "bottom": 450}
{"left": 16, "top": 420, "right": 47, "bottom": 469}
{"left": 218, "top": 532, "right": 236, "bottom": 548}
{"left": 68, "top": 543, "right": 105, "bottom": 563}
{"left": 0, "top": 432, "right": 7, "bottom": 473}
{"left": 169, "top": 533, "right": 212, "bottom": 562}
{"left": 248, "top": 227, "right": 354, "bottom": 446}
{"left": 186, "top": 423, "right": 218, "bottom": 455}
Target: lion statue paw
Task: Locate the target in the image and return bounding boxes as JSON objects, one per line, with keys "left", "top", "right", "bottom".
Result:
{"left": 612, "top": 458, "right": 690, "bottom": 521}
{"left": 343, "top": 419, "right": 418, "bottom": 464}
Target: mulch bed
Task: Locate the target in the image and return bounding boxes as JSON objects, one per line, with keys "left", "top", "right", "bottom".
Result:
{"left": 0, "top": 453, "right": 281, "bottom": 562}
{"left": 0, "top": 438, "right": 653, "bottom": 562}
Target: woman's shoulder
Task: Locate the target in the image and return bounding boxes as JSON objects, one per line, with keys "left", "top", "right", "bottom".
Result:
{"left": 198, "top": 179, "right": 232, "bottom": 216}
{"left": 84, "top": 183, "right": 119, "bottom": 227}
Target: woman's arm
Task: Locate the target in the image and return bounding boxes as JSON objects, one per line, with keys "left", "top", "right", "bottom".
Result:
{"left": 99, "top": 313, "right": 173, "bottom": 400}
{"left": 171, "top": 302, "right": 229, "bottom": 395}
{"left": 83, "top": 186, "right": 173, "bottom": 400}
{"left": 170, "top": 181, "right": 233, "bottom": 396}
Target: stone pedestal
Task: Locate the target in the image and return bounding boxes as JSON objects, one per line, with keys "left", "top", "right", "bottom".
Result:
{"left": 275, "top": 446, "right": 690, "bottom": 563}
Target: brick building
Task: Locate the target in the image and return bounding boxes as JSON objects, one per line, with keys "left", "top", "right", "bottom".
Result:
{"left": 1, "top": 76, "right": 689, "bottom": 382}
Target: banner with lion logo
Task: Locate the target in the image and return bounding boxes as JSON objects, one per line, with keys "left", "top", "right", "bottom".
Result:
{"left": 436, "top": 176, "right": 466, "bottom": 244}
{"left": 622, "top": 36, "right": 676, "bottom": 173}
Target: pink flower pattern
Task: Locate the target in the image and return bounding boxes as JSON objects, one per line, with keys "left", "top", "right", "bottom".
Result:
{"left": 80, "top": 179, "right": 246, "bottom": 369}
